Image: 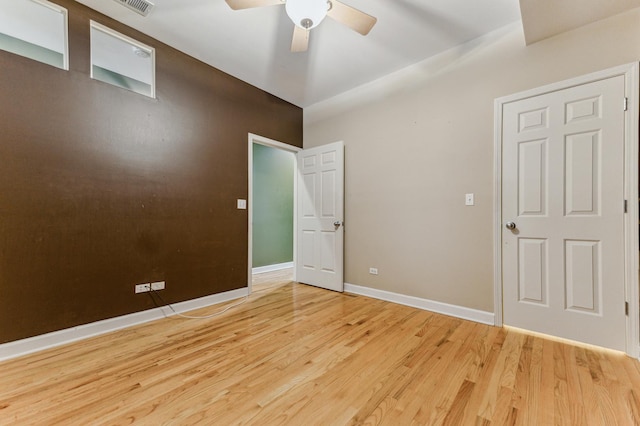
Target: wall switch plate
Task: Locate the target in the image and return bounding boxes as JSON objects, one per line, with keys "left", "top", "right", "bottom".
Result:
{"left": 237, "top": 199, "right": 247, "bottom": 209}
{"left": 465, "top": 193, "right": 475, "bottom": 206}
{"left": 369, "top": 267, "right": 378, "bottom": 275}
{"left": 151, "top": 281, "right": 165, "bottom": 291}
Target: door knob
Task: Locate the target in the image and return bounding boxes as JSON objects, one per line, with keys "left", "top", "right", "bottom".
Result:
{"left": 505, "top": 222, "right": 517, "bottom": 230}
{"left": 334, "top": 221, "right": 343, "bottom": 227}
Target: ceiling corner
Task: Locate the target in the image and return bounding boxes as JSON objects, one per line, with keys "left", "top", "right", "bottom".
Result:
{"left": 520, "top": 0, "right": 640, "bottom": 45}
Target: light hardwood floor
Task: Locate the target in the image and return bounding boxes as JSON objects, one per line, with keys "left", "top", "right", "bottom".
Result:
{"left": 1, "top": 269, "right": 639, "bottom": 425}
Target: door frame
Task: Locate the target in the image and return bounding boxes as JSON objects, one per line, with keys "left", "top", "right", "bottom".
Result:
{"left": 493, "top": 63, "right": 639, "bottom": 357}
{"left": 247, "top": 133, "right": 301, "bottom": 294}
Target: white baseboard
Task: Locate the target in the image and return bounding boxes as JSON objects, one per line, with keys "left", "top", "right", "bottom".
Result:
{"left": 344, "top": 283, "right": 495, "bottom": 326}
{"left": 252, "top": 261, "right": 294, "bottom": 274}
{"left": 0, "top": 287, "right": 249, "bottom": 362}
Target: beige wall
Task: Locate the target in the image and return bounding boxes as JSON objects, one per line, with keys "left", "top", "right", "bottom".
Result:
{"left": 303, "top": 9, "right": 640, "bottom": 313}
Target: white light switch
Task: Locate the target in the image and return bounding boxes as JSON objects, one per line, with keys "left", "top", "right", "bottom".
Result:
{"left": 237, "top": 199, "right": 247, "bottom": 209}
{"left": 465, "top": 193, "right": 474, "bottom": 206}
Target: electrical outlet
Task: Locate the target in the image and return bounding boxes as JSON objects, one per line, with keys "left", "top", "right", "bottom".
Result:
{"left": 135, "top": 283, "right": 151, "bottom": 293}
{"left": 369, "top": 267, "right": 378, "bottom": 275}
{"left": 151, "top": 281, "right": 165, "bottom": 291}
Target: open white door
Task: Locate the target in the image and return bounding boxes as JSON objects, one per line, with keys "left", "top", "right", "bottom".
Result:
{"left": 296, "top": 141, "right": 344, "bottom": 292}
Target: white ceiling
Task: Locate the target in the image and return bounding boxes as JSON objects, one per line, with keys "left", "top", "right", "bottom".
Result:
{"left": 74, "top": 0, "right": 522, "bottom": 107}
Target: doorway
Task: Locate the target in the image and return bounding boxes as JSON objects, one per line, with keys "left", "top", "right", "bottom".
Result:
{"left": 248, "top": 134, "right": 346, "bottom": 294}
{"left": 248, "top": 134, "right": 301, "bottom": 293}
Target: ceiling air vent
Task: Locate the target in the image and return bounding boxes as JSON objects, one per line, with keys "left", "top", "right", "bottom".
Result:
{"left": 113, "top": 0, "right": 155, "bottom": 16}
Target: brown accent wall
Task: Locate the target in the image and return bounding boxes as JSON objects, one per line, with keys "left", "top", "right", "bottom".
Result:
{"left": 0, "top": 0, "right": 302, "bottom": 344}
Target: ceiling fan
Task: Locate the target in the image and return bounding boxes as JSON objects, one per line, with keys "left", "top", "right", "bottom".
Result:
{"left": 225, "top": 0, "right": 377, "bottom": 52}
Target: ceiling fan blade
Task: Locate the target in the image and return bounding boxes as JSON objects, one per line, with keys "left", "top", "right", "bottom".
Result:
{"left": 291, "top": 25, "right": 309, "bottom": 52}
{"left": 225, "top": 0, "right": 282, "bottom": 11}
{"left": 327, "top": 0, "right": 377, "bottom": 35}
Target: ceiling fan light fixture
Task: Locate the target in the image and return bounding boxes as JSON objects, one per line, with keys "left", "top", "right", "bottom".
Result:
{"left": 285, "top": 0, "right": 329, "bottom": 29}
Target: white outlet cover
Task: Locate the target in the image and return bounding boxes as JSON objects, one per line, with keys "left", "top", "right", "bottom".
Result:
{"left": 151, "top": 281, "right": 165, "bottom": 290}
{"left": 237, "top": 199, "right": 247, "bottom": 209}
{"left": 135, "top": 283, "right": 150, "bottom": 293}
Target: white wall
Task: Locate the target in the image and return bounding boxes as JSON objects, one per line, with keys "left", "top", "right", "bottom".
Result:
{"left": 304, "top": 9, "right": 640, "bottom": 313}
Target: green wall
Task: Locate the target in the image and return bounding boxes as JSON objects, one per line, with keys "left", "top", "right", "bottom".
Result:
{"left": 252, "top": 144, "right": 294, "bottom": 268}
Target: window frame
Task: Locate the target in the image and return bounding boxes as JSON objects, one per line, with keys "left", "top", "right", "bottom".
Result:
{"left": 89, "top": 20, "right": 156, "bottom": 99}
{"left": 0, "top": 0, "right": 69, "bottom": 70}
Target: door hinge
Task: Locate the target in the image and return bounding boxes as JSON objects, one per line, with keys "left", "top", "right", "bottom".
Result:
{"left": 624, "top": 199, "right": 628, "bottom": 213}
{"left": 624, "top": 97, "right": 628, "bottom": 111}
{"left": 625, "top": 301, "right": 629, "bottom": 315}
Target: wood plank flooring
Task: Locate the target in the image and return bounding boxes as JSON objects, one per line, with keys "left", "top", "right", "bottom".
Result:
{"left": 1, "top": 269, "right": 639, "bottom": 425}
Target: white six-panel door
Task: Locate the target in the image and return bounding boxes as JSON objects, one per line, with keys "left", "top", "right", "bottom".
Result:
{"left": 502, "top": 75, "right": 626, "bottom": 351}
{"left": 296, "top": 142, "right": 344, "bottom": 292}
